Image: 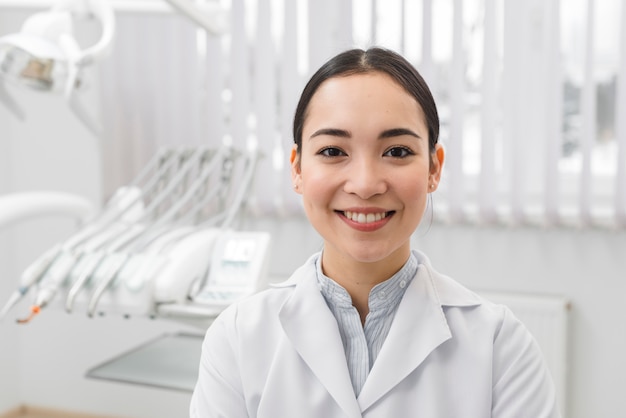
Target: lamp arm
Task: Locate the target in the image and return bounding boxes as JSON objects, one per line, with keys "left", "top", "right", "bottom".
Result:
{"left": 0, "top": 191, "right": 95, "bottom": 230}
{"left": 52, "top": 0, "right": 116, "bottom": 66}
{"left": 164, "top": 0, "right": 228, "bottom": 36}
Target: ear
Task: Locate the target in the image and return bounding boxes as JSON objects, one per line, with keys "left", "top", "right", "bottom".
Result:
{"left": 429, "top": 143, "right": 445, "bottom": 192}
{"left": 290, "top": 146, "right": 303, "bottom": 194}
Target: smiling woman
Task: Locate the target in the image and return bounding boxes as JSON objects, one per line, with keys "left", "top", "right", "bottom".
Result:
{"left": 189, "top": 47, "right": 561, "bottom": 418}
{"left": 290, "top": 69, "right": 441, "bottom": 314}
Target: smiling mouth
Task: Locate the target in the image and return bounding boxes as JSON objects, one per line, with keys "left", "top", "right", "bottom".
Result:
{"left": 341, "top": 211, "right": 394, "bottom": 224}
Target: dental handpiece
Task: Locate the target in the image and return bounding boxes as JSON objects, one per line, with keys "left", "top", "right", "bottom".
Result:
{"left": 3, "top": 185, "right": 149, "bottom": 322}
{"left": 14, "top": 249, "right": 78, "bottom": 324}
{"left": 1, "top": 217, "right": 127, "bottom": 321}
{"left": 31, "top": 250, "right": 79, "bottom": 309}
{"left": 65, "top": 251, "right": 106, "bottom": 313}
{"left": 0, "top": 292, "right": 23, "bottom": 321}
{"left": 87, "top": 252, "right": 130, "bottom": 317}
{"left": 0, "top": 243, "right": 61, "bottom": 321}
{"left": 82, "top": 223, "right": 149, "bottom": 317}
{"left": 17, "top": 244, "right": 101, "bottom": 322}
{"left": 62, "top": 222, "right": 141, "bottom": 312}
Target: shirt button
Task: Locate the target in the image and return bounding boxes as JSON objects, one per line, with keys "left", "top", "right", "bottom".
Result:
{"left": 379, "top": 290, "right": 387, "bottom": 299}
{"left": 399, "top": 280, "right": 407, "bottom": 289}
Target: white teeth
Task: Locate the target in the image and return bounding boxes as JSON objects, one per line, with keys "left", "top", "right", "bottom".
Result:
{"left": 344, "top": 211, "right": 387, "bottom": 224}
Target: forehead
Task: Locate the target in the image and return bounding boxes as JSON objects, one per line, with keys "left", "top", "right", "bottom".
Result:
{"left": 313, "top": 71, "right": 412, "bottom": 101}
{"left": 304, "top": 72, "right": 425, "bottom": 130}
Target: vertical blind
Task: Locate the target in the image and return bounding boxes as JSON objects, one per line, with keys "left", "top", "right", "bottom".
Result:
{"left": 98, "top": 0, "right": 626, "bottom": 228}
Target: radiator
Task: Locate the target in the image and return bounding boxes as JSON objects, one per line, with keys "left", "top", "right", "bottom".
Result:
{"left": 480, "top": 291, "right": 570, "bottom": 416}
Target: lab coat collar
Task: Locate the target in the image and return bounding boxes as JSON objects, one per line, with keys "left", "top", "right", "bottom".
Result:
{"left": 275, "top": 251, "right": 483, "bottom": 415}
{"left": 410, "top": 249, "right": 483, "bottom": 308}
{"left": 358, "top": 250, "right": 480, "bottom": 412}
{"left": 278, "top": 257, "right": 363, "bottom": 417}
{"left": 273, "top": 251, "right": 483, "bottom": 308}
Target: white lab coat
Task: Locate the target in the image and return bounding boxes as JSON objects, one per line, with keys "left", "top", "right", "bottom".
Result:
{"left": 190, "top": 251, "right": 560, "bottom": 418}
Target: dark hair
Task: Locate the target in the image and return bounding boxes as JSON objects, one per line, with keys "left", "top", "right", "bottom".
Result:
{"left": 292, "top": 47, "right": 440, "bottom": 157}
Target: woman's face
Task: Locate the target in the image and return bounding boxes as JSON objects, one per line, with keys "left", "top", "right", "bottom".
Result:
{"left": 292, "top": 72, "right": 443, "bottom": 269}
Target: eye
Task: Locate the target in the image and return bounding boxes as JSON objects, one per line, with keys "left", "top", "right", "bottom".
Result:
{"left": 318, "top": 147, "right": 347, "bottom": 157}
{"left": 383, "top": 146, "right": 414, "bottom": 158}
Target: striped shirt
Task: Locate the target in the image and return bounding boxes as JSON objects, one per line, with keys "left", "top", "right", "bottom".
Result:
{"left": 315, "top": 253, "right": 418, "bottom": 396}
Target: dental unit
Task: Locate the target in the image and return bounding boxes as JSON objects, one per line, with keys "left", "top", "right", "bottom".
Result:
{"left": 2, "top": 145, "right": 271, "bottom": 328}
{"left": 1, "top": 1, "right": 270, "bottom": 328}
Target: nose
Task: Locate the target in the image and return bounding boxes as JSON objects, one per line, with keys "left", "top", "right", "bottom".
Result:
{"left": 342, "top": 157, "right": 387, "bottom": 199}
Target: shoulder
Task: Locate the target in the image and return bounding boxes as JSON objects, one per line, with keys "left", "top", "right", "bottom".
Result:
{"left": 415, "top": 250, "right": 548, "bottom": 371}
{"left": 414, "top": 250, "right": 526, "bottom": 335}
{"left": 212, "top": 253, "right": 318, "bottom": 327}
{"left": 414, "top": 252, "right": 559, "bottom": 416}
{"left": 413, "top": 250, "right": 484, "bottom": 308}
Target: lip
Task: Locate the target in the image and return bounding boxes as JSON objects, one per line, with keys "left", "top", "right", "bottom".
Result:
{"left": 336, "top": 208, "right": 395, "bottom": 232}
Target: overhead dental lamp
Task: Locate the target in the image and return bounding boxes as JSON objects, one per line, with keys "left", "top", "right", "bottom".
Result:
{"left": 0, "top": 0, "right": 115, "bottom": 136}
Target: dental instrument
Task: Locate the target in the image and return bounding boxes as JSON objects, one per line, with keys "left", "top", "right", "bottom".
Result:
{"left": 61, "top": 150, "right": 203, "bottom": 313}
{"left": 84, "top": 148, "right": 231, "bottom": 317}
{"left": 5, "top": 145, "right": 269, "bottom": 325}
{"left": 3, "top": 181, "right": 146, "bottom": 322}
{"left": 3, "top": 148, "right": 185, "bottom": 320}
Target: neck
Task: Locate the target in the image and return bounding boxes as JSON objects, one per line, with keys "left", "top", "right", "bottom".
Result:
{"left": 321, "top": 248, "right": 409, "bottom": 324}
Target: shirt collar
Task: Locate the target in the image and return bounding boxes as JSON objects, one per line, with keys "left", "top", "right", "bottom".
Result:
{"left": 315, "top": 252, "right": 419, "bottom": 313}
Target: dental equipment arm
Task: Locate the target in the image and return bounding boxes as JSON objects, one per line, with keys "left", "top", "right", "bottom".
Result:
{"left": 0, "top": 191, "right": 93, "bottom": 320}
{"left": 0, "top": 244, "right": 61, "bottom": 321}
{"left": 27, "top": 222, "right": 145, "bottom": 320}
{"left": 0, "top": 191, "right": 93, "bottom": 321}
{"left": 0, "top": 191, "right": 94, "bottom": 230}
{"left": 216, "top": 148, "right": 259, "bottom": 229}
{"left": 2, "top": 148, "right": 203, "bottom": 322}
{"left": 0, "top": 186, "right": 144, "bottom": 322}
{"left": 56, "top": 150, "right": 191, "bottom": 313}
{"left": 84, "top": 148, "right": 229, "bottom": 316}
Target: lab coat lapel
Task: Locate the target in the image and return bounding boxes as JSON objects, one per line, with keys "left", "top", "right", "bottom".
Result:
{"left": 279, "top": 271, "right": 362, "bottom": 418}
{"left": 357, "top": 264, "right": 452, "bottom": 412}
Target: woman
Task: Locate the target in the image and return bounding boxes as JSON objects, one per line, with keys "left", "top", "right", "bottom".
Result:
{"left": 190, "top": 47, "right": 560, "bottom": 417}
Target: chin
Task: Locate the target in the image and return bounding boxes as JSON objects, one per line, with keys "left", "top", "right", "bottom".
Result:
{"left": 345, "top": 246, "right": 400, "bottom": 265}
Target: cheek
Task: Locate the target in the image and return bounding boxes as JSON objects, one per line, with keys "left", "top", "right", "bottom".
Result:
{"left": 299, "top": 163, "right": 335, "bottom": 201}
{"left": 404, "top": 184, "right": 429, "bottom": 206}
{"left": 397, "top": 171, "right": 430, "bottom": 206}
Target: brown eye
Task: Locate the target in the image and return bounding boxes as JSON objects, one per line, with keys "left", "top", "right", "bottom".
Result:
{"left": 319, "top": 147, "right": 346, "bottom": 157}
{"left": 384, "top": 147, "right": 414, "bottom": 158}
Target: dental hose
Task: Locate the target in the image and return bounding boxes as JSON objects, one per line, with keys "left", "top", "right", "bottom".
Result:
{"left": 16, "top": 305, "right": 41, "bottom": 324}
{"left": 1, "top": 292, "right": 42, "bottom": 324}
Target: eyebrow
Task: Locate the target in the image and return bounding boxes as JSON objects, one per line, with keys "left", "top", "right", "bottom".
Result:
{"left": 379, "top": 128, "right": 421, "bottom": 139}
{"left": 309, "top": 127, "right": 421, "bottom": 140}
{"left": 310, "top": 128, "right": 351, "bottom": 139}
